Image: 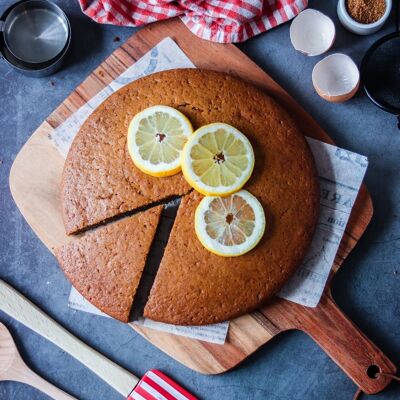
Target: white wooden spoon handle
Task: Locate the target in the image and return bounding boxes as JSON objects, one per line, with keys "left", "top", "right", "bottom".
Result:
{"left": 0, "top": 280, "right": 139, "bottom": 397}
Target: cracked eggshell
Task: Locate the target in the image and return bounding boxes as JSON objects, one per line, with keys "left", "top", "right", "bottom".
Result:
{"left": 290, "top": 9, "right": 336, "bottom": 56}
{"left": 312, "top": 53, "right": 360, "bottom": 103}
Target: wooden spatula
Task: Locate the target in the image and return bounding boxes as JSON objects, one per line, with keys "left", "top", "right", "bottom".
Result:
{"left": 0, "top": 322, "right": 77, "bottom": 399}
{"left": 0, "top": 279, "right": 197, "bottom": 400}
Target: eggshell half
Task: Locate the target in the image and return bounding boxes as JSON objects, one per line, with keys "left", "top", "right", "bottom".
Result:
{"left": 312, "top": 53, "right": 360, "bottom": 102}
{"left": 290, "top": 9, "right": 336, "bottom": 56}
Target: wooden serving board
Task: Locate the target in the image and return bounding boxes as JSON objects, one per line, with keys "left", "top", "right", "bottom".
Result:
{"left": 9, "top": 18, "right": 396, "bottom": 395}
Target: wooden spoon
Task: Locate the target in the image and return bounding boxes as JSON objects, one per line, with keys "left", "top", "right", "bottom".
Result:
{"left": 0, "top": 322, "right": 76, "bottom": 399}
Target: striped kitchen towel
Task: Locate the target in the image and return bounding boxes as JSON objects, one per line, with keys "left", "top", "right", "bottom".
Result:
{"left": 78, "top": 0, "right": 308, "bottom": 43}
{"left": 128, "top": 370, "right": 198, "bottom": 400}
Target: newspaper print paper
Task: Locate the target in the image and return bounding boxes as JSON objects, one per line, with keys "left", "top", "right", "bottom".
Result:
{"left": 278, "top": 138, "right": 368, "bottom": 306}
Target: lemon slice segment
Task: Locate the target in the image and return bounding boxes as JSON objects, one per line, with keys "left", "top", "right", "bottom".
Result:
{"left": 127, "top": 105, "right": 193, "bottom": 177}
{"left": 181, "top": 123, "right": 255, "bottom": 196}
{"left": 195, "top": 190, "right": 265, "bottom": 257}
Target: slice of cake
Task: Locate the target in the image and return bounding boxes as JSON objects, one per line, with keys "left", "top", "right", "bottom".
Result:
{"left": 56, "top": 206, "right": 162, "bottom": 322}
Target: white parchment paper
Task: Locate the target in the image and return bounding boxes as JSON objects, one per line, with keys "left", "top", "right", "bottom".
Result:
{"left": 53, "top": 37, "right": 367, "bottom": 344}
{"left": 278, "top": 138, "right": 368, "bottom": 306}
{"left": 52, "top": 37, "right": 195, "bottom": 158}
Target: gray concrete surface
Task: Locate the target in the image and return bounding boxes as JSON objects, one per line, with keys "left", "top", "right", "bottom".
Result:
{"left": 0, "top": 0, "right": 399, "bottom": 399}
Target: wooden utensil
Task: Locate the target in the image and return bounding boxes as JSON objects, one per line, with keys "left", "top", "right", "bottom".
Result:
{"left": 8, "top": 17, "right": 396, "bottom": 395}
{"left": 0, "top": 280, "right": 197, "bottom": 400}
{"left": 0, "top": 322, "right": 76, "bottom": 399}
{"left": 0, "top": 279, "right": 138, "bottom": 396}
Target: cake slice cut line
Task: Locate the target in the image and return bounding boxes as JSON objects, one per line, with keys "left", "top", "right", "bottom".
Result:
{"left": 67, "top": 194, "right": 184, "bottom": 236}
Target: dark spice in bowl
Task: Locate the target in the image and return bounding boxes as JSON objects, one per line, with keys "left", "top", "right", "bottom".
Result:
{"left": 346, "top": 0, "right": 386, "bottom": 24}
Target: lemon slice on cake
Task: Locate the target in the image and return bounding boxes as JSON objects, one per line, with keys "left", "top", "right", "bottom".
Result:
{"left": 195, "top": 190, "right": 265, "bottom": 257}
{"left": 181, "top": 123, "right": 255, "bottom": 196}
{"left": 127, "top": 105, "right": 193, "bottom": 177}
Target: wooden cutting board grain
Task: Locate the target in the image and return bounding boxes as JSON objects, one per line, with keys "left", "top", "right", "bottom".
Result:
{"left": 9, "top": 18, "right": 396, "bottom": 395}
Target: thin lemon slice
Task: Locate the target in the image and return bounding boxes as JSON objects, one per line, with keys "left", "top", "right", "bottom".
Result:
{"left": 127, "top": 105, "right": 193, "bottom": 177}
{"left": 195, "top": 190, "right": 265, "bottom": 257}
{"left": 181, "top": 123, "right": 255, "bottom": 196}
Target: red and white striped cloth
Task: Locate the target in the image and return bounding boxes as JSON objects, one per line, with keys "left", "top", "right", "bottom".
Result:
{"left": 128, "top": 369, "right": 198, "bottom": 400}
{"left": 78, "top": 0, "right": 308, "bottom": 43}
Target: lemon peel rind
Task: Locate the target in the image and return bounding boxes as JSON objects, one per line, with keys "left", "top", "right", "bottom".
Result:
{"left": 181, "top": 123, "right": 255, "bottom": 196}
{"left": 195, "top": 190, "right": 266, "bottom": 257}
{"left": 127, "top": 105, "right": 193, "bottom": 177}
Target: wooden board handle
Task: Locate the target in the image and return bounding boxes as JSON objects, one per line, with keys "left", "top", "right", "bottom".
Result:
{"left": 0, "top": 280, "right": 139, "bottom": 397}
{"left": 298, "top": 294, "right": 396, "bottom": 394}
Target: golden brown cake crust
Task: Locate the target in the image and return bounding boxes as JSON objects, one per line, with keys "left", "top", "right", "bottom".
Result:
{"left": 56, "top": 206, "right": 162, "bottom": 322}
{"left": 142, "top": 70, "right": 319, "bottom": 325}
{"left": 61, "top": 69, "right": 318, "bottom": 325}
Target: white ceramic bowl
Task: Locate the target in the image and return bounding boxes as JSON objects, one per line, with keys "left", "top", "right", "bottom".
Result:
{"left": 337, "top": 0, "right": 392, "bottom": 35}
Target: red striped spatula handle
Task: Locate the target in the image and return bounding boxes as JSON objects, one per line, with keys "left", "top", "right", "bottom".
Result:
{"left": 129, "top": 369, "right": 198, "bottom": 400}
{"left": 0, "top": 280, "right": 197, "bottom": 400}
